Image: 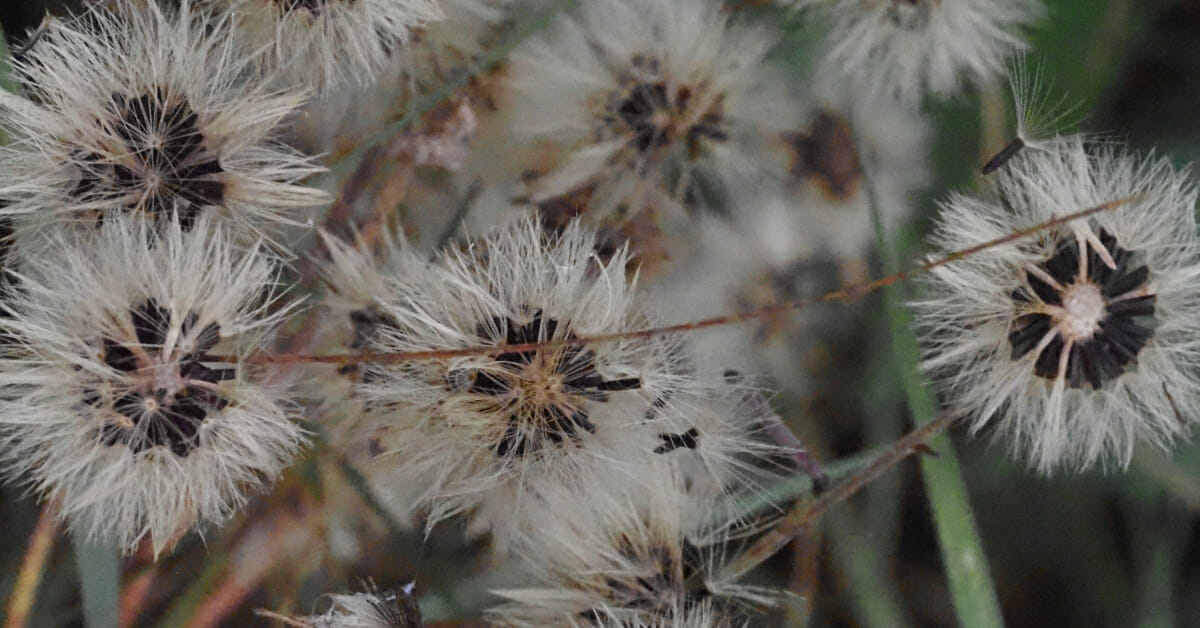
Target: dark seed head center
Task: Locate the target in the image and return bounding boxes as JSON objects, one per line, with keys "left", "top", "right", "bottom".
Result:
{"left": 74, "top": 87, "right": 225, "bottom": 230}
{"left": 602, "top": 56, "right": 728, "bottom": 158}
{"left": 1007, "top": 229, "right": 1156, "bottom": 390}
{"left": 451, "top": 309, "right": 641, "bottom": 457}
{"left": 92, "top": 299, "right": 231, "bottom": 457}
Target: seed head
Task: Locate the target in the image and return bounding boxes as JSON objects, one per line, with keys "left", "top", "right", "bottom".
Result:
{"left": 0, "top": 216, "right": 303, "bottom": 554}
{"left": 801, "top": 0, "right": 1045, "bottom": 105}
{"left": 0, "top": 1, "right": 326, "bottom": 243}
{"left": 915, "top": 136, "right": 1200, "bottom": 471}
{"left": 499, "top": 0, "right": 803, "bottom": 217}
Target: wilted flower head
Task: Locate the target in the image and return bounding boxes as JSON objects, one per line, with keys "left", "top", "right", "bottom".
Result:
{"left": 500, "top": 0, "right": 802, "bottom": 217}
{"left": 0, "top": 0, "right": 326, "bottom": 241}
{"left": 0, "top": 217, "right": 303, "bottom": 554}
{"left": 801, "top": 0, "right": 1044, "bottom": 105}
{"left": 215, "top": 0, "right": 443, "bottom": 92}
{"left": 915, "top": 136, "right": 1200, "bottom": 471}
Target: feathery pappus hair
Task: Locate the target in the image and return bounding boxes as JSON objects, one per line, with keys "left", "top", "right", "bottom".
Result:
{"left": 286, "top": 0, "right": 512, "bottom": 157}
{"left": 0, "top": 216, "right": 303, "bottom": 554}
{"left": 212, "top": 0, "right": 443, "bottom": 92}
{"left": 0, "top": 0, "right": 326, "bottom": 243}
{"left": 498, "top": 0, "right": 803, "bottom": 218}
{"left": 914, "top": 135, "right": 1200, "bottom": 472}
{"left": 489, "top": 479, "right": 782, "bottom": 627}
{"left": 799, "top": 0, "right": 1044, "bottom": 105}
{"left": 980, "top": 57, "right": 1086, "bottom": 175}
{"left": 325, "top": 215, "right": 707, "bottom": 539}
{"left": 317, "top": 220, "right": 799, "bottom": 544}
{"left": 263, "top": 581, "right": 421, "bottom": 628}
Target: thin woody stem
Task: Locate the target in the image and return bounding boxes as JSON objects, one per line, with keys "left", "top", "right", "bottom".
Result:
{"left": 717, "top": 411, "right": 960, "bottom": 582}
{"left": 211, "top": 195, "right": 1140, "bottom": 367}
{"left": 4, "top": 502, "right": 61, "bottom": 628}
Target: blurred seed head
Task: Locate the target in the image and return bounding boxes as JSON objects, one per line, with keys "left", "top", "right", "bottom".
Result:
{"left": 490, "top": 479, "right": 782, "bottom": 626}
{"left": 499, "top": 0, "right": 804, "bottom": 218}
{"left": 802, "top": 0, "right": 1045, "bottom": 105}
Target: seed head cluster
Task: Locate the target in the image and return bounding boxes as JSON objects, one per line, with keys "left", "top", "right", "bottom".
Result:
{"left": 2, "top": 0, "right": 1197, "bottom": 625}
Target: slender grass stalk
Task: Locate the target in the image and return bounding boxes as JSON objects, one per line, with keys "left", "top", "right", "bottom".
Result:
{"left": 864, "top": 150, "right": 1005, "bottom": 628}
{"left": 4, "top": 504, "right": 60, "bottom": 628}
{"left": 0, "top": 22, "right": 14, "bottom": 95}
{"left": 1133, "top": 450, "right": 1200, "bottom": 514}
{"left": 73, "top": 537, "right": 119, "bottom": 628}
{"left": 1131, "top": 495, "right": 1186, "bottom": 628}
{"left": 828, "top": 513, "right": 911, "bottom": 628}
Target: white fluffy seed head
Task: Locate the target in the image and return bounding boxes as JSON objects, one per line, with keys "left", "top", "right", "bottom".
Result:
{"left": 339, "top": 215, "right": 699, "bottom": 538}
{"left": 301, "top": 583, "right": 421, "bottom": 628}
{"left": 213, "top": 0, "right": 444, "bottom": 93}
{"left": 0, "top": 216, "right": 304, "bottom": 555}
{"left": 498, "top": 0, "right": 803, "bottom": 218}
{"left": 0, "top": 0, "right": 327, "bottom": 245}
{"left": 319, "top": 216, "right": 797, "bottom": 546}
{"left": 803, "top": 0, "right": 1044, "bottom": 105}
{"left": 489, "top": 479, "right": 782, "bottom": 627}
{"left": 914, "top": 135, "right": 1200, "bottom": 472}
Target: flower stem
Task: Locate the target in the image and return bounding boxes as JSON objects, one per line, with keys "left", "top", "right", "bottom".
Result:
{"left": 213, "top": 195, "right": 1139, "bottom": 369}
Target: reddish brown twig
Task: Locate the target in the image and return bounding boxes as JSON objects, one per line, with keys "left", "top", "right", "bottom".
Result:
{"left": 211, "top": 195, "right": 1139, "bottom": 368}
{"left": 717, "top": 411, "right": 960, "bottom": 582}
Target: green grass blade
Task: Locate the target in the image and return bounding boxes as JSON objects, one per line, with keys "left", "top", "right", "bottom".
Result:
{"left": 866, "top": 162, "right": 1006, "bottom": 628}
{"left": 72, "top": 536, "right": 119, "bottom": 628}
{"left": 0, "top": 23, "right": 15, "bottom": 94}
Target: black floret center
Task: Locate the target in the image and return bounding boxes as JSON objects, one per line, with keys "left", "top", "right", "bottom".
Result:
{"left": 605, "top": 58, "right": 728, "bottom": 159}
{"left": 94, "top": 299, "right": 231, "bottom": 457}
{"left": 1007, "top": 229, "right": 1156, "bottom": 390}
{"left": 453, "top": 309, "right": 641, "bottom": 458}
{"left": 74, "top": 88, "right": 225, "bottom": 230}
{"left": 617, "top": 82, "right": 673, "bottom": 153}
{"left": 578, "top": 539, "right": 712, "bottom": 622}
